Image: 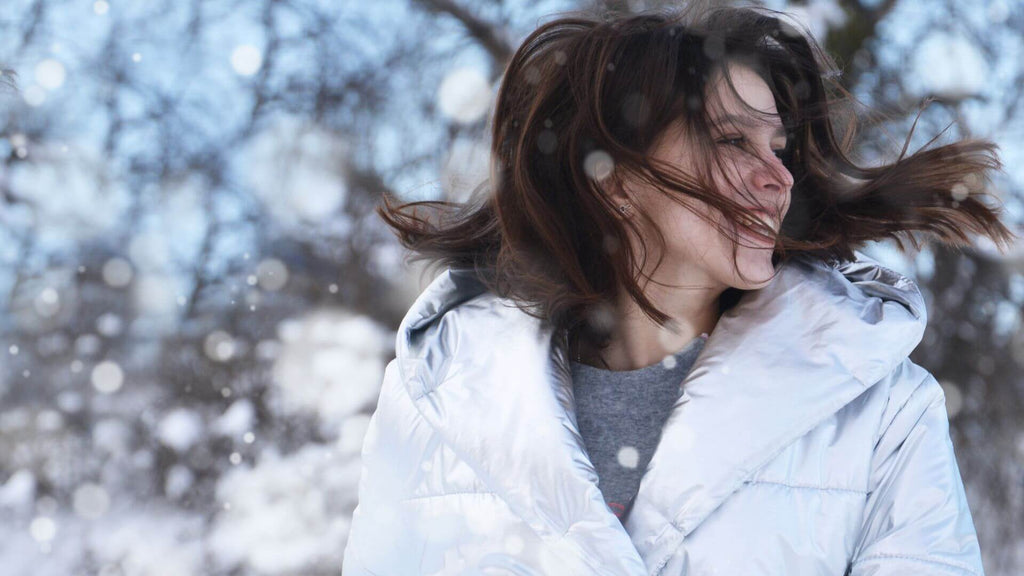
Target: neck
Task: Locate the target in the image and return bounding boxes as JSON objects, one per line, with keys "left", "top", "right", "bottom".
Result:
{"left": 575, "top": 277, "right": 723, "bottom": 372}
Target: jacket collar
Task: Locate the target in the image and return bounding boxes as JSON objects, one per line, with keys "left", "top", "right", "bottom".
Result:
{"left": 394, "top": 252, "right": 927, "bottom": 573}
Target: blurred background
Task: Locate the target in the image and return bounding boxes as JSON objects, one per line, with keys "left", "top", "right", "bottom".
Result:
{"left": 0, "top": 0, "right": 1022, "bottom": 574}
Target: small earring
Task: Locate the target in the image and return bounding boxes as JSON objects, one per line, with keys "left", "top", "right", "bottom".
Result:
{"left": 618, "top": 202, "right": 633, "bottom": 215}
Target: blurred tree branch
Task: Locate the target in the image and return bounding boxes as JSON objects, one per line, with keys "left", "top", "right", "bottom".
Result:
{"left": 413, "top": 0, "right": 514, "bottom": 64}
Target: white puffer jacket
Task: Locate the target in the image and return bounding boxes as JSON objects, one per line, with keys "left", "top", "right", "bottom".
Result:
{"left": 343, "top": 251, "right": 985, "bottom": 575}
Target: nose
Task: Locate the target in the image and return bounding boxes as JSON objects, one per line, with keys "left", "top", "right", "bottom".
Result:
{"left": 749, "top": 153, "right": 794, "bottom": 197}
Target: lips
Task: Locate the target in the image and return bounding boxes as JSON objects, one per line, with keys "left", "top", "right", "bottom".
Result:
{"left": 739, "top": 208, "right": 780, "bottom": 232}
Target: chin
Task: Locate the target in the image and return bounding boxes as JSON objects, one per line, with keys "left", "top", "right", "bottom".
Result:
{"left": 732, "top": 248, "right": 779, "bottom": 289}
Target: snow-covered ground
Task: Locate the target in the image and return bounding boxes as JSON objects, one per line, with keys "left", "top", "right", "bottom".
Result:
{"left": 0, "top": 308, "right": 388, "bottom": 575}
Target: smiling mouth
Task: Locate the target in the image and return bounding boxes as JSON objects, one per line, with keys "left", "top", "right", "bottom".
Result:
{"left": 738, "top": 209, "right": 780, "bottom": 233}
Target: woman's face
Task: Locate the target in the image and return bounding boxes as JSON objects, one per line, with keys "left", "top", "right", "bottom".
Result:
{"left": 621, "top": 60, "right": 794, "bottom": 292}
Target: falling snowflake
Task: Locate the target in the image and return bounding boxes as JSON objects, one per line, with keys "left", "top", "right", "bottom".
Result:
{"left": 617, "top": 446, "right": 639, "bottom": 469}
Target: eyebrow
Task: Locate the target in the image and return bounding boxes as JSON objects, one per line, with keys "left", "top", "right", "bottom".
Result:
{"left": 711, "top": 113, "right": 787, "bottom": 139}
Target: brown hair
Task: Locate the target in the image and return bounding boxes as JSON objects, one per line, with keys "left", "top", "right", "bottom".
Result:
{"left": 377, "top": 2, "right": 1017, "bottom": 356}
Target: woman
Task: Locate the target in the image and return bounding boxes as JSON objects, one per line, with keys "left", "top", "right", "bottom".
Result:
{"left": 344, "top": 3, "right": 1015, "bottom": 575}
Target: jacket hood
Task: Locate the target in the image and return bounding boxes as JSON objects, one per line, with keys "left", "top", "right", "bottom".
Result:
{"left": 390, "top": 250, "right": 928, "bottom": 573}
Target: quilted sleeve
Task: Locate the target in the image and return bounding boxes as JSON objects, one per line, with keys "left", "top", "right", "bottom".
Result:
{"left": 342, "top": 356, "right": 456, "bottom": 574}
{"left": 848, "top": 360, "right": 986, "bottom": 575}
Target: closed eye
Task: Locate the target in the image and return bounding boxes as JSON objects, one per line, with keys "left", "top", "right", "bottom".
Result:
{"left": 716, "top": 136, "right": 788, "bottom": 160}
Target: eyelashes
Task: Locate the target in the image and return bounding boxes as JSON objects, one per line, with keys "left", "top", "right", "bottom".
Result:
{"left": 716, "top": 136, "right": 789, "bottom": 160}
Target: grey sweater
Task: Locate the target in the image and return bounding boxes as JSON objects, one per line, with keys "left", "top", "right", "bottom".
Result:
{"left": 569, "top": 334, "right": 707, "bottom": 522}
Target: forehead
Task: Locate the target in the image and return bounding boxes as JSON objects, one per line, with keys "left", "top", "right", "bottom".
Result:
{"left": 707, "top": 61, "right": 778, "bottom": 119}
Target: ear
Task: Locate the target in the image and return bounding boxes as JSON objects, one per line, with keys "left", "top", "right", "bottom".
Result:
{"left": 604, "top": 175, "right": 635, "bottom": 219}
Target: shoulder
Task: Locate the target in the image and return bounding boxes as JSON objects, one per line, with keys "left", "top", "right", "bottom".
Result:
{"left": 397, "top": 282, "right": 552, "bottom": 399}
{"left": 872, "top": 356, "right": 949, "bottom": 447}
{"left": 786, "top": 250, "right": 926, "bottom": 320}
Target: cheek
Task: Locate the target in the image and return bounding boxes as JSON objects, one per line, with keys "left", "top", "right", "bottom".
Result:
{"left": 641, "top": 190, "right": 741, "bottom": 256}
{"left": 711, "top": 166, "right": 746, "bottom": 203}
{"left": 662, "top": 202, "right": 719, "bottom": 250}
